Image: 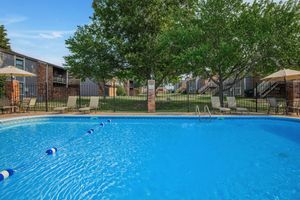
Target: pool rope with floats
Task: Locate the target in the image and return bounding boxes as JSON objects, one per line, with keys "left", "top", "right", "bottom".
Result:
{"left": 0, "top": 119, "right": 112, "bottom": 182}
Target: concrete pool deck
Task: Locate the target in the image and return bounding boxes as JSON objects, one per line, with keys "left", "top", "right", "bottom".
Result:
{"left": 0, "top": 111, "right": 298, "bottom": 119}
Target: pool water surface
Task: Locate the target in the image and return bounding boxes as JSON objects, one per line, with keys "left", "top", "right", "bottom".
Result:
{"left": 0, "top": 116, "right": 300, "bottom": 199}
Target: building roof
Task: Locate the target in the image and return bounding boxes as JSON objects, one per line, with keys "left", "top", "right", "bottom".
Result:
{"left": 0, "top": 47, "right": 65, "bottom": 70}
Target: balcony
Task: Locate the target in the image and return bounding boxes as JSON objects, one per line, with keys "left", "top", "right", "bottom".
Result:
{"left": 53, "top": 76, "right": 67, "bottom": 84}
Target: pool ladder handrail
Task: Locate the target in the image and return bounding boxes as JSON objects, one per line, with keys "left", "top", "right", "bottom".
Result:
{"left": 195, "top": 105, "right": 201, "bottom": 117}
{"left": 195, "top": 105, "right": 212, "bottom": 118}
{"left": 204, "top": 105, "right": 212, "bottom": 117}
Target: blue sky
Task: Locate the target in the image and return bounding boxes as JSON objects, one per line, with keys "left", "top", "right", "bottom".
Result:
{"left": 0, "top": 0, "right": 93, "bottom": 66}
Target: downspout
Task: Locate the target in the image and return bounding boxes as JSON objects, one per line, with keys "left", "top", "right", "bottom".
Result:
{"left": 45, "top": 63, "right": 49, "bottom": 112}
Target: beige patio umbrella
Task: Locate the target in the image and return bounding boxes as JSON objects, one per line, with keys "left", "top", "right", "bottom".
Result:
{"left": 0, "top": 65, "right": 36, "bottom": 77}
{"left": 261, "top": 68, "right": 300, "bottom": 82}
{"left": 261, "top": 68, "right": 300, "bottom": 114}
{"left": 0, "top": 65, "right": 36, "bottom": 105}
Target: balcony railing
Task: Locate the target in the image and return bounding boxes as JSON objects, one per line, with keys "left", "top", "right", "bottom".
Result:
{"left": 53, "top": 76, "right": 66, "bottom": 84}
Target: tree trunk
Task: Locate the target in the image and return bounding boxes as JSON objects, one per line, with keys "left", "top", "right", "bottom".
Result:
{"left": 97, "top": 81, "right": 106, "bottom": 99}
{"left": 219, "top": 79, "right": 224, "bottom": 107}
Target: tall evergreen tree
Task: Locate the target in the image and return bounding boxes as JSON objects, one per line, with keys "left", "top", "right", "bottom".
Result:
{"left": 0, "top": 25, "right": 11, "bottom": 50}
{"left": 0, "top": 24, "right": 10, "bottom": 96}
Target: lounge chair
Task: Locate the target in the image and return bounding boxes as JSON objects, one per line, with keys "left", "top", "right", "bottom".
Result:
{"left": 20, "top": 98, "right": 30, "bottom": 111}
{"left": 211, "top": 96, "right": 231, "bottom": 113}
{"left": 54, "top": 96, "right": 77, "bottom": 113}
{"left": 287, "top": 100, "right": 300, "bottom": 116}
{"left": 267, "top": 98, "right": 286, "bottom": 114}
{"left": 0, "top": 97, "right": 18, "bottom": 113}
{"left": 22, "top": 97, "right": 37, "bottom": 112}
{"left": 227, "top": 97, "right": 248, "bottom": 113}
{"left": 79, "top": 96, "right": 99, "bottom": 113}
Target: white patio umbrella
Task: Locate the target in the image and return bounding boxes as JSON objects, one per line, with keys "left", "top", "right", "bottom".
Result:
{"left": 261, "top": 68, "right": 300, "bottom": 82}
{"left": 0, "top": 65, "right": 36, "bottom": 105}
{"left": 0, "top": 65, "right": 36, "bottom": 78}
{"left": 261, "top": 68, "right": 300, "bottom": 114}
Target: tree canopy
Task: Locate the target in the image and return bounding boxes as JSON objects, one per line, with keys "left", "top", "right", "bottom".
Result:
{"left": 64, "top": 24, "right": 121, "bottom": 93}
{"left": 65, "top": 0, "right": 300, "bottom": 101}
{"left": 66, "top": 0, "right": 194, "bottom": 89}
{"left": 159, "top": 0, "right": 300, "bottom": 104}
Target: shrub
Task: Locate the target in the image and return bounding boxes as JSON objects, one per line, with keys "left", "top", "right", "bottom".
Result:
{"left": 116, "top": 85, "right": 126, "bottom": 96}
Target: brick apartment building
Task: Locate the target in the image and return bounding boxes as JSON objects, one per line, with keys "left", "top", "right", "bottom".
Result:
{"left": 0, "top": 47, "right": 78, "bottom": 100}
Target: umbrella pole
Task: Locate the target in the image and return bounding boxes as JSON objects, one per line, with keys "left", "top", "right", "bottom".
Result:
{"left": 11, "top": 74, "right": 14, "bottom": 106}
{"left": 285, "top": 77, "right": 288, "bottom": 115}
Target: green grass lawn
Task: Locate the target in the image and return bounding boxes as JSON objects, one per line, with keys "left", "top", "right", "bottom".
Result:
{"left": 31, "top": 94, "right": 278, "bottom": 113}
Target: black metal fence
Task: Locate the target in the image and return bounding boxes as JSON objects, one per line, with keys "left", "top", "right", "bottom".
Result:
{"left": 0, "top": 82, "right": 298, "bottom": 114}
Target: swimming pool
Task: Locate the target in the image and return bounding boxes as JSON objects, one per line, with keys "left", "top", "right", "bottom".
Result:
{"left": 0, "top": 116, "right": 300, "bottom": 199}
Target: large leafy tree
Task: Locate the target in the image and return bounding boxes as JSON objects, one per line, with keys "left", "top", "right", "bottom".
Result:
{"left": 162, "top": 0, "right": 300, "bottom": 105}
{"left": 0, "top": 25, "right": 11, "bottom": 50}
{"left": 91, "top": 0, "right": 194, "bottom": 89}
{"left": 64, "top": 24, "right": 120, "bottom": 94}
{"left": 66, "top": 0, "right": 192, "bottom": 91}
{"left": 250, "top": 0, "right": 300, "bottom": 73}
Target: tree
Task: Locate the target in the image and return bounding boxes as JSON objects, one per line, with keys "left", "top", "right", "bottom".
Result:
{"left": 162, "top": 0, "right": 300, "bottom": 105}
{"left": 91, "top": 0, "right": 194, "bottom": 90}
{"left": 0, "top": 25, "right": 11, "bottom": 50}
{"left": 0, "top": 24, "right": 10, "bottom": 97}
{"left": 250, "top": 0, "right": 300, "bottom": 73}
{"left": 64, "top": 24, "right": 120, "bottom": 94}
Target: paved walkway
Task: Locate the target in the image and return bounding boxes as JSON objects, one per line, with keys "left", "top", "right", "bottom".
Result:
{"left": 0, "top": 111, "right": 195, "bottom": 119}
{"left": 1, "top": 111, "right": 296, "bottom": 119}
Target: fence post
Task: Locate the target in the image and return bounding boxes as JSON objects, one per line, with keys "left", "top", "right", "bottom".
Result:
{"left": 78, "top": 86, "right": 81, "bottom": 109}
{"left": 187, "top": 81, "right": 190, "bottom": 112}
{"left": 255, "top": 82, "right": 258, "bottom": 112}
{"left": 45, "top": 83, "right": 48, "bottom": 112}
{"left": 147, "top": 80, "right": 156, "bottom": 113}
{"left": 113, "top": 80, "right": 116, "bottom": 112}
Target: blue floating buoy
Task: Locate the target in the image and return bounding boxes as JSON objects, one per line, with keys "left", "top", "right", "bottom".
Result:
{"left": 107, "top": 119, "right": 111, "bottom": 123}
{"left": 46, "top": 147, "right": 57, "bottom": 155}
{"left": 100, "top": 122, "right": 104, "bottom": 127}
{"left": 0, "top": 169, "right": 14, "bottom": 182}
{"left": 87, "top": 129, "right": 94, "bottom": 134}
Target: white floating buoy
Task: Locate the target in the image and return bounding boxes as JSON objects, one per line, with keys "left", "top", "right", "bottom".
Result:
{"left": 87, "top": 129, "right": 94, "bottom": 134}
{"left": 46, "top": 147, "right": 57, "bottom": 155}
{"left": 0, "top": 169, "right": 14, "bottom": 181}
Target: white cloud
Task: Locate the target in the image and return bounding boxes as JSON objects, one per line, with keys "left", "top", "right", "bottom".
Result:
{"left": 0, "top": 15, "right": 27, "bottom": 25}
{"left": 39, "top": 32, "right": 63, "bottom": 39}
{"left": 9, "top": 30, "right": 74, "bottom": 40}
{"left": 39, "top": 31, "right": 73, "bottom": 39}
{"left": 10, "top": 30, "right": 73, "bottom": 39}
{"left": 7, "top": 30, "right": 74, "bottom": 65}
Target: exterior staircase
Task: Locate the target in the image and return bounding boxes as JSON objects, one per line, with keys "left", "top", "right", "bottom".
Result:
{"left": 198, "top": 81, "right": 217, "bottom": 94}
{"left": 257, "top": 81, "right": 280, "bottom": 98}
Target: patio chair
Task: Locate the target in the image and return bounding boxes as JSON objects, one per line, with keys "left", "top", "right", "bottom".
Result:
{"left": 79, "top": 96, "right": 99, "bottom": 113}
{"left": 20, "top": 98, "right": 30, "bottom": 110}
{"left": 22, "top": 97, "right": 37, "bottom": 112}
{"left": 227, "top": 97, "right": 248, "bottom": 113}
{"left": 287, "top": 100, "right": 300, "bottom": 116}
{"left": 267, "top": 98, "right": 286, "bottom": 114}
{"left": 211, "top": 96, "right": 231, "bottom": 113}
{"left": 0, "top": 97, "right": 18, "bottom": 114}
{"left": 54, "top": 96, "right": 77, "bottom": 113}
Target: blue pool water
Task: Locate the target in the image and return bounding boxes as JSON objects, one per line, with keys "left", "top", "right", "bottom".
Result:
{"left": 0, "top": 116, "right": 300, "bottom": 199}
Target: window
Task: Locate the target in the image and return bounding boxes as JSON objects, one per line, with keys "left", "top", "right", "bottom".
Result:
{"left": 16, "top": 58, "right": 24, "bottom": 69}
